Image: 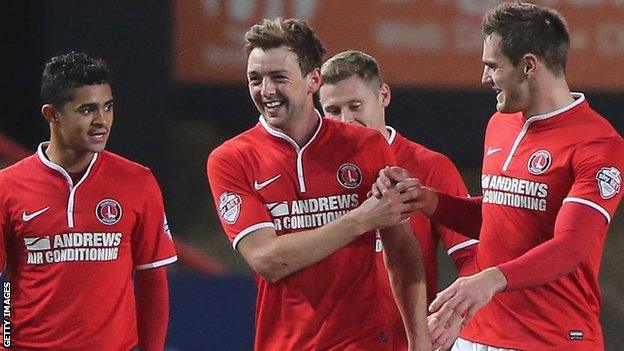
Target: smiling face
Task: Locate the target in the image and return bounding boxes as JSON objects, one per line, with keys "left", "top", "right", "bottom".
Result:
{"left": 481, "top": 34, "right": 530, "bottom": 114}
{"left": 51, "top": 83, "right": 114, "bottom": 154}
{"left": 319, "top": 74, "right": 389, "bottom": 132}
{"left": 246, "top": 46, "right": 319, "bottom": 132}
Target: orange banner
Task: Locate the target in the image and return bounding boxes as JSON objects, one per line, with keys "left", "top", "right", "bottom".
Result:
{"left": 173, "top": 0, "right": 624, "bottom": 90}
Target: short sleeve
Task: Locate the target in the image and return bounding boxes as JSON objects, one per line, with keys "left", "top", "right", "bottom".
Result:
{"left": 207, "top": 149, "right": 274, "bottom": 250}
{"left": 564, "top": 137, "right": 624, "bottom": 224}
{"left": 132, "top": 172, "right": 178, "bottom": 270}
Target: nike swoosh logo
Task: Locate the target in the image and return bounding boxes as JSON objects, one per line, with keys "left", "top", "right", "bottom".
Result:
{"left": 486, "top": 147, "right": 503, "bottom": 156}
{"left": 22, "top": 207, "right": 51, "bottom": 222}
{"left": 254, "top": 174, "right": 281, "bottom": 191}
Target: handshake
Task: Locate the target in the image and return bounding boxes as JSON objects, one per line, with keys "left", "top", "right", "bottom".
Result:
{"left": 352, "top": 166, "right": 440, "bottom": 232}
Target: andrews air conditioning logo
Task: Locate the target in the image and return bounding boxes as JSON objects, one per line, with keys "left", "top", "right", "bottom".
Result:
{"left": 96, "top": 199, "right": 123, "bottom": 225}
{"left": 24, "top": 236, "right": 52, "bottom": 251}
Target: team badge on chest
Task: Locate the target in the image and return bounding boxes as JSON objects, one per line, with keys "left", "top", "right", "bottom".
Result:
{"left": 596, "top": 167, "right": 621, "bottom": 199}
{"left": 527, "top": 150, "right": 552, "bottom": 175}
{"left": 96, "top": 199, "right": 123, "bottom": 225}
{"left": 337, "top": 163, "right": 362, "bottom": 189}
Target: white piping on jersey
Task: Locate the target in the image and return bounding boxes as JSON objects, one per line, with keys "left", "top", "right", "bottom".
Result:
{"left": 446, "top": 239, "right": 479, "bottom": 255}
{"left": 233, "top": 222, "right": 275, "bottom": 250}
{"left": 386, "top": 126, "right": 397, "bottom": 145}
{"left": 501, "top": 93, "right": 585, "bottom": 172}
{"left": 135, "top": 255, "right": 179, "bottom": 270}
{"left": 258, "top": 111, "right": 323, "bottom": 193}
{"left": 37, "top": 142, "right": 99, "bottom": 228}
{"left": 562, "top": 197, "right": 611, "bottom": 224}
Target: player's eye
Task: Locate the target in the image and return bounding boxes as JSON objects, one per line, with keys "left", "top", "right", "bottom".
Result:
{"left": 324, "top": 108, "right": 340, "bottom": 116}
{"left": 248, "top": 76, "right": 261, "bottom": 86}
{"left": 104, "top": 103, "right": 114, "bottom": 112}
{"left": 349, "top": 104, "right": 361, "bottom": 111}
{"left": 79, "top": 107, "right": 94, "bottom": 115}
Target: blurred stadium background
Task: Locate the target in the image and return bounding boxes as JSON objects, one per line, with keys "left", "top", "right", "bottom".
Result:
{"left": 3, "top": 1, "right": 623, "bottom": 349}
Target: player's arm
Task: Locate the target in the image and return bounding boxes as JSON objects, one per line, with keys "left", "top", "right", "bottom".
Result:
{"left": 207, "top": 150, "right": 414, "bottom": 283}
{"left": 238, "top": 189, "right": 413, "bottom": 283}
{"left": 132, "top": 171, "right": 178, "bottom": 350}
{"left": 428, "top": 202, "right": 608, "bottom": 329}
{"left": 428, "top": 156, "right": 479, "bottom": 276}
{"left": 380, "top": 222, "right": 431, "bottom": 350}
{"left": 136, "top": 266, "right": 169, "bottom": 351}
{"left": 372, "top": 167, "right": 483, "bottom": 239}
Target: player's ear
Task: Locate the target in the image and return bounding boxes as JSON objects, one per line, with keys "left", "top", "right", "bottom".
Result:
{"left": 380, "top": 83, "right": 391, "bottom": 107}
{"left": 307, "top": 68, "right": 322, "bottom": 94}
{"left": 522, "top": 54, "right": 538, "bottom": 77}
{"left": 41, "top": 104, "right": 59, "bottom": 124}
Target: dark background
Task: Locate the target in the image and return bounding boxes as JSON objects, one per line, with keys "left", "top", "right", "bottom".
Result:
{"left": 3, "top": 1, "right": 623, "bottom": 350}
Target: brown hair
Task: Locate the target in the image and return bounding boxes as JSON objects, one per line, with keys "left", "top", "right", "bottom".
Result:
{"left": 244, "top": 17, "right": 326, "bottom": 76}
{"left": 321, "top": 50, "right": 383, "bottom": 89}
{"left": 482, "top": 2, "right": 570, "bottom": 76}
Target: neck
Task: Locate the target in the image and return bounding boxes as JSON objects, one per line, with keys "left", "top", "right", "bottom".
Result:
{"left": 524, "top": 76, "right": 574, "bottom": 119}
{"left": 280, "top": 106, "right": 320, "bottom": 147}
{"left": 45, "top": 140, "right": 95, "bottom": 173}
{"left": 378, "top": 126, "right": 390, "bottom": 141}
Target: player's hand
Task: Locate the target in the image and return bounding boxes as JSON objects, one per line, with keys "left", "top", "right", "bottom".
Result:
{"left": 428, "top": 268, "right": 507, "bottom": 328}
{"left": 428, "top": 310, "right": 463, "bottom": 350}
{"left": 355, "top": 186, "right": 414, "bottom": 232}
{"left": 371, "top": 167, "right": 439, "bottom": 217}
{"left": 371, "top": 166, "right": 411, "bottom": 198}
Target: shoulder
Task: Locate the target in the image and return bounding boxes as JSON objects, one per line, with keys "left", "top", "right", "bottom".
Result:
{"left": 324, "top": 118, "right": 387, "bottom": 146}
{"left": 209, "top": 125, "right": 262, "bottom": 161}
{"left": 0, "top": 154, "right": 38, "bottom": 183}
{"left": 98, "top": 151, "right": 154, "bottom": 180}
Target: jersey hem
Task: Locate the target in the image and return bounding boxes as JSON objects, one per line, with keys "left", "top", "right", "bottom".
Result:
{"left": 135, "top": 255, "right": 178, "bottom": 270}
{"left": 232, "top": 222, "right": 275, "bottom": 250}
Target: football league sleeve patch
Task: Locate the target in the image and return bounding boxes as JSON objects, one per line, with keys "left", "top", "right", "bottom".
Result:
{"left": 564, "top": 138, "right": 624, "bottom": 224}
{"left": 207, "top": 151, "right": 274, "bottom": 250}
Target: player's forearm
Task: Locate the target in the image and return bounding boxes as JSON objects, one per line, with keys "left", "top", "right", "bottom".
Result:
{"left": 380, "top": 224, "right": 430, "bottom": 348}
{"left": 136, "top": 267, "right": 170, "bottom": 351}
{"left": 431, "top": 193, "right": 482, "bottom": 239}
{"left": 254, "top": 210, "right": 370, "bottom": 282}
{"left": 450, "top": 244, "right": 479, "bottom": 277}
{"left": 498, "top": 203, "right": 606, "bottom": 290}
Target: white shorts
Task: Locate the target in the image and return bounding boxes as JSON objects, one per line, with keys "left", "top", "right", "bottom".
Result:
{"left": 451, "top": 337, "right": 517, "bottom": 351}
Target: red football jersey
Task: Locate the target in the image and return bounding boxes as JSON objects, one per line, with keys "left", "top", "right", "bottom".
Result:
{"left": 377, "top": 128, "right": 478, "bottom": 350}
{"left": 0, "top": 143, "right": 178, "bottom": 350}
{"left": 207, "top": 116, "right": 401, "bottom": 350}
{"left": 461, "top": 94, "right": 624, "bottom": 350}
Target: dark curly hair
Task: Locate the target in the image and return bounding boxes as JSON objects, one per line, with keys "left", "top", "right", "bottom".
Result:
{"left": 244, "top": 17, "right": 326, "bottom": 76}
{"left": 40, "top": 51, "right": 111, "bottom": 109}
{"left": 482, "top": 2, "right": 570, "bottom": 76}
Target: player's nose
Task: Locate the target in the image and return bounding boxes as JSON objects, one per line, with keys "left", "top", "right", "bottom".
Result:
{"left": 341, "top": 110, "right": 356, "bottom": 123}
{"left": 261, "top": 77, "right": 276, "bottom": 97}
{"left": 481, "top": 66, "right": 492, "bottom": 85}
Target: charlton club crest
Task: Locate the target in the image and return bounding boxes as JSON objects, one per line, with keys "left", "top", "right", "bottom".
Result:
{"left": 337, "top": 163, "right": 362, "bottom": 189}
{"left": 96, "top": 199, "right": 123, "bottom": 225}
{"left": 527, "top": 150, "right": 552, "bottom": 175}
